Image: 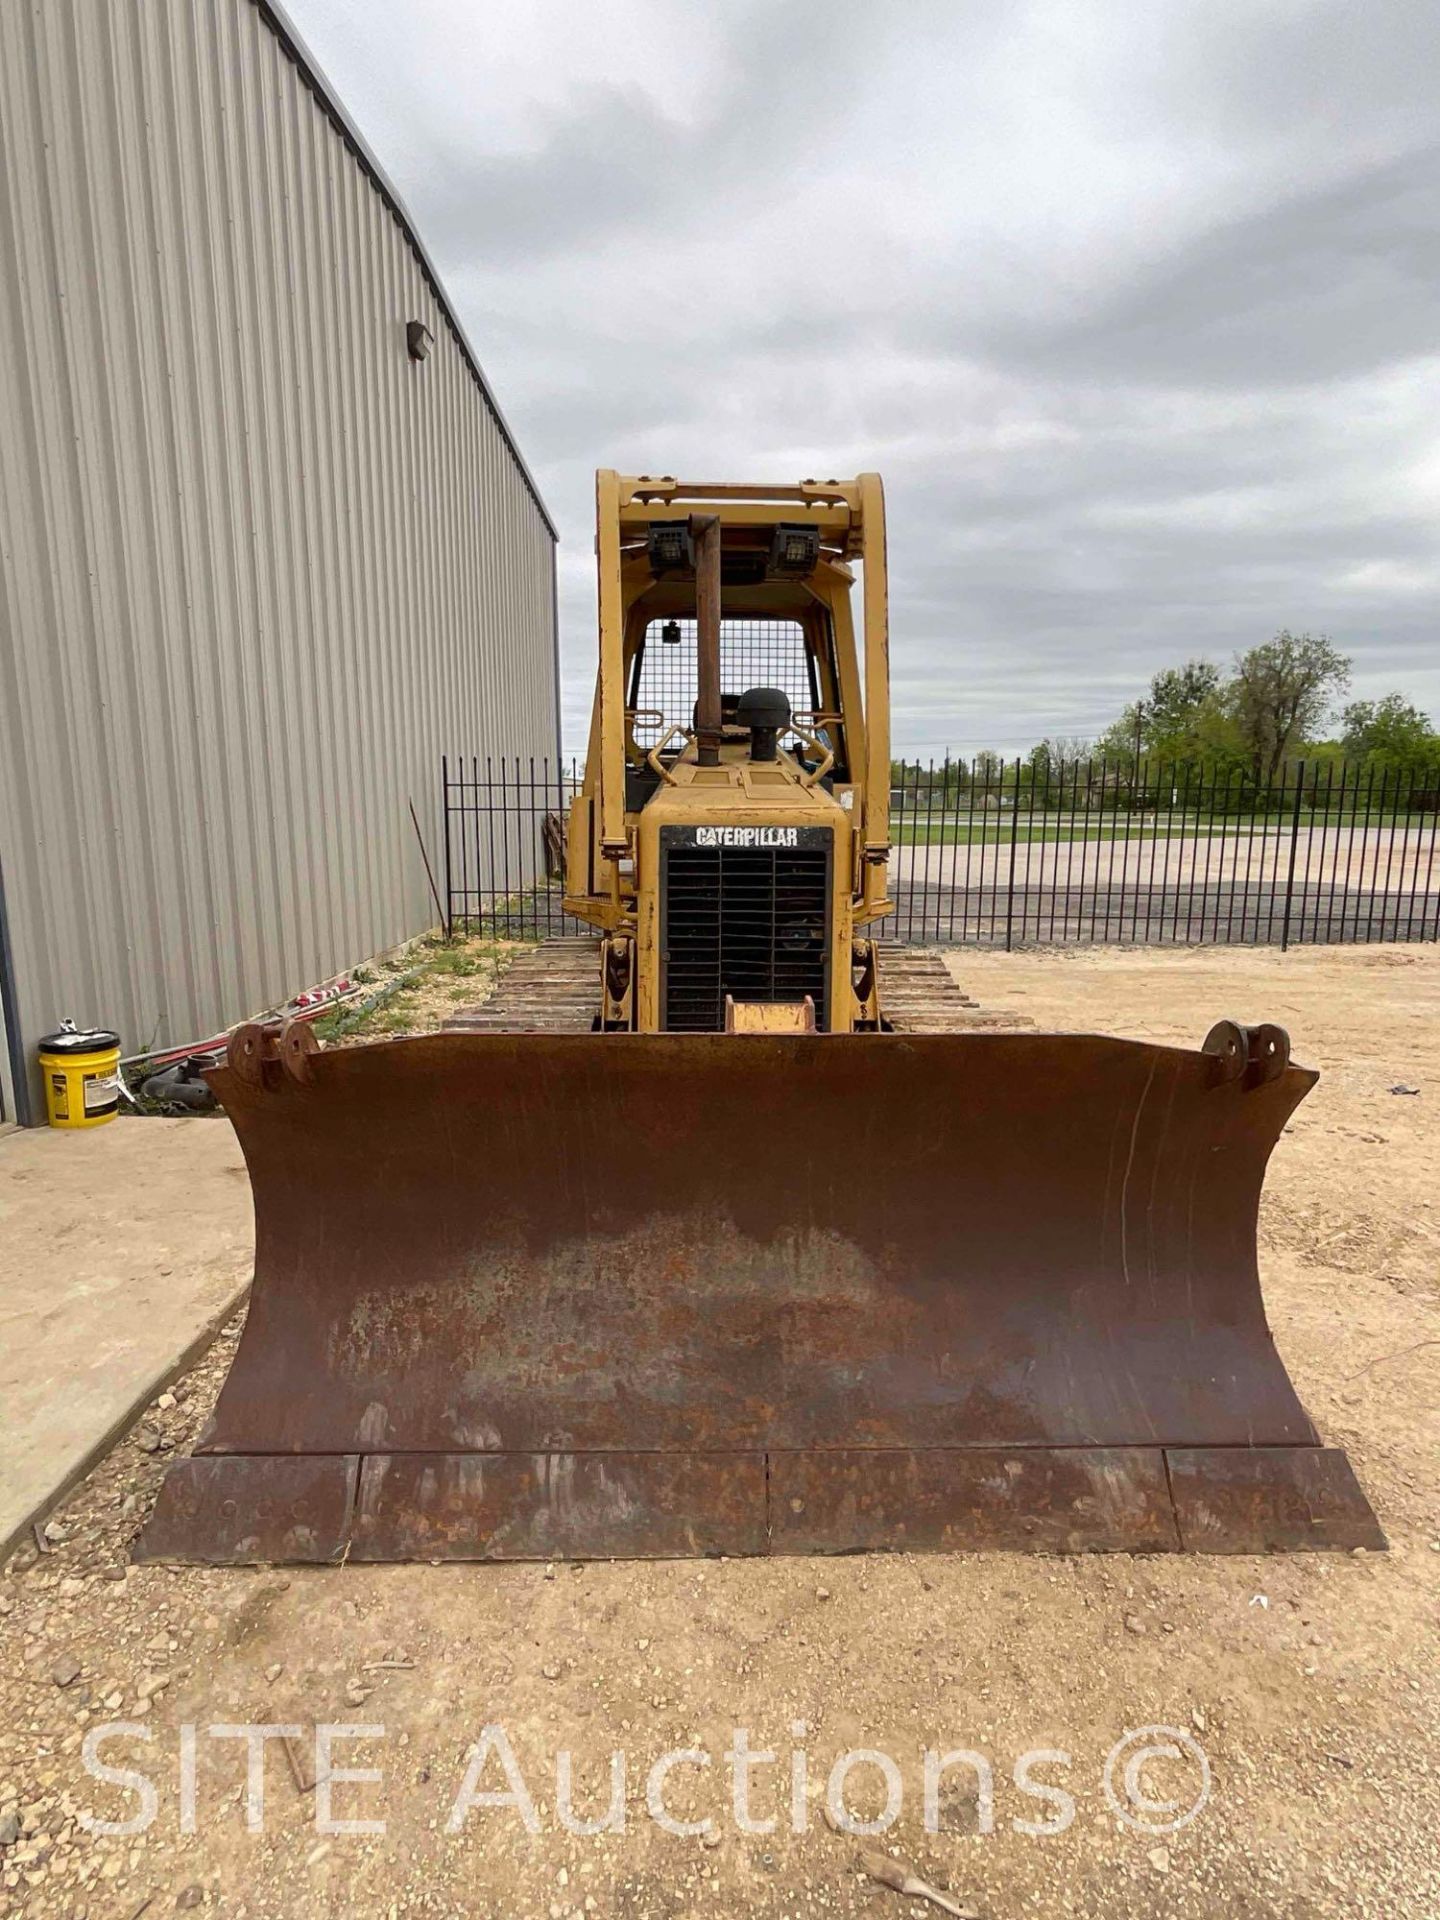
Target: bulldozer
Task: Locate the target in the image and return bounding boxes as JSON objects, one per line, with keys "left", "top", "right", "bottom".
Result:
{"left": 138, "top": 472, "right": 1382, "bottom": 1564}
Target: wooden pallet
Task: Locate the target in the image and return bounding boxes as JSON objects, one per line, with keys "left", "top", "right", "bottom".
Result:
{"left": 446, "top": 939, "right": 1026, "bottom": 1035}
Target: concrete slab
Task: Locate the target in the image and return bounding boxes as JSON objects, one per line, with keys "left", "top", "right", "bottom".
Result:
{"left": 0, "top": 1115, "right": 253, "bottom": 1555}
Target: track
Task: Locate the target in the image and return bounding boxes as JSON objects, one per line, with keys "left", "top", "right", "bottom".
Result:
{"left": 445, "top": 938, "right": 1026, "bottom": 1033}
{"left": 876, "top": 944, "right": 1027, "bottom": 1031}
{"left": 445, "top": 938, "right": 601, "bottom": 1033}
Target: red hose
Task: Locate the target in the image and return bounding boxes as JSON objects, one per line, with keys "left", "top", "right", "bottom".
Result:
{"left": 120, "top": 979, "right": 362, "bottom": 1069}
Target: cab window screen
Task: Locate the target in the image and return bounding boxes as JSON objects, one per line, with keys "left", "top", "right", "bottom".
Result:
{"left": 632, "top": 619, "right": 817, "bottom": 744}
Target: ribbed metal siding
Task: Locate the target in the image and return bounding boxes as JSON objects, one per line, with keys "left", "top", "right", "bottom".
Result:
{"left": 0, "top": 0, "right": 558, "bottom": 1119}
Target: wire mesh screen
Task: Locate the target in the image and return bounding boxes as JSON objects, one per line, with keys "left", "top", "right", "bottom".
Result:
{"left": 631, "top": 619, "right": 815, "bottom": 744}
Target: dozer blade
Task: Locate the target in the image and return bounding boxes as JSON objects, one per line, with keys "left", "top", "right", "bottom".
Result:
{"left": 136, "top": 1025, "right": 1383, "bottom": 1564}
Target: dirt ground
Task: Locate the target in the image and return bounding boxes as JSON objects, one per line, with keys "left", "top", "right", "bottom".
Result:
{"left": 311, "top": 935, "right": 518, "bottom": 1045}
{"left": 2, "top": 944, "right": 1437, "bottom": 1919}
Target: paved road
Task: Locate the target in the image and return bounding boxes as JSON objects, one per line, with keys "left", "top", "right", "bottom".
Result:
{"left": 0, "top": 1117, "right": 252, "bottom": 1555}
{"left": 885, "top": 824, "right": 1440, "bottom": 944}
{"left": 890, "top": 823, "right": 1440, "bottom": 894}
{"left": 886, "top": 879, "right": 1440, "bottom": 946}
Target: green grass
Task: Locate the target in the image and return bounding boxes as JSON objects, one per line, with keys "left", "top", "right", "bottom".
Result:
{"left": 422, "top": 946, "right": 486, "bottom": 978}
{"left": 894, "top": 812, "right": 1428, "bottom": 846}
{"left": 897, "top": 819, "right": 1229, "bottom": 846}
{"left": 311, "top": 935, "right": 509, "bottom": 1041}
{"left": 312, "top": 971, "right": 421, "bottom": 1041}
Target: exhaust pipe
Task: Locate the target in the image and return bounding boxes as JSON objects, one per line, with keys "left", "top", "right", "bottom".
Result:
{"left": 690, "top": 513, "right": 722, "bottom": 767}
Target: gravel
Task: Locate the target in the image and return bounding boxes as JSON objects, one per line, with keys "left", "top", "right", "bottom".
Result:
{"left": 1, "top": 944, "right": 1436, "bottom": 1918}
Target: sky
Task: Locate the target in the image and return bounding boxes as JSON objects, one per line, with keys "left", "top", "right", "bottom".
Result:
{"left": 286, "top": 0, "right": 1440, "bottom": 758}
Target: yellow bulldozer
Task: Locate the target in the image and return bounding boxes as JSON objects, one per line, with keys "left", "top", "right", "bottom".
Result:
{"left": 139, "top": 472, "right": 1382, "bottom": 1564}
{"left": 566, "top": 471, "right": 895, "bottom": 1036}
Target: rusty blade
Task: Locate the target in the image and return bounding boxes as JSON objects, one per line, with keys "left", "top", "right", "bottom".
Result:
{"left": 349, "top": 1452, "right": 767, "bottom": 1561}
{"left": 134, "top": 1455, "right": 357, "bottom": 1564}
{"left": 770, "top": 1448, "right": 1180, "bottom": 1554}
{"left": 191, "top": 1030, "right": 1322, "bottom": 1456}
{"left": 134, "top": 1029, "right": 1382, "bottom": 1560}
{"left": 1167, "top": 1446, "right": 1387, "bottom": 1552}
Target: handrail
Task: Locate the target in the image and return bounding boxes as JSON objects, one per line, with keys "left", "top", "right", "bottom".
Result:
{"left": 645, "top": 726, "right": 690, "bottom": 787}
{"left": 787, "top": 726, "right": 836, "bottom": 790}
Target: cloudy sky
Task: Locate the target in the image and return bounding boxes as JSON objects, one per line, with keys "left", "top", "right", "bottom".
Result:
{"left": 288, "top": 0, "right": 1440, "bottom": 757}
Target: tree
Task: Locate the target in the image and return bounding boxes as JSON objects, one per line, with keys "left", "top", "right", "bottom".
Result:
{"left": 1171, "top": 696, "right": 1250, "bottom": 784}
{"left": 1029, "top": 735, "right": 1093, "bottom": 776}
{"left": 1228, "top": 631, "right": 1350, "bottom": 788}
{"left": 1340, "top": 694, "right": 1440, "bottom": 775}
{"left": 1099, "top": 709, "right": 1139, "bottom": 765}
{"left": 1146, "top": 660, "right": 1223, "bottom": 749}
{"left": 1100, "top": 662, "right": 1228, "bottom": 773}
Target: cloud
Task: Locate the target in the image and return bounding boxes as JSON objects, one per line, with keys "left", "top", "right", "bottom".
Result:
{"left": 986, "top": 154, "right": 1440, "bottom": 390}
{"left": 290, "top": 0, "right": 1440, "bottom": 753}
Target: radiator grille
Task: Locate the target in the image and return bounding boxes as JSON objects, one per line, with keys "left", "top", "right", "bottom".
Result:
{"left": 662, "top": 836, "right": 831, "bottom": 1031}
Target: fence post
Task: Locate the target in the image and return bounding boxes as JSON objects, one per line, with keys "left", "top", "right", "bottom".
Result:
{"left": 1280, "top": 762, "right": 1305, "bottom": 952}
{"left": 890, "top": 767, "right": 905, "bottom": 943}
{"left": 441, "top": 755, "right": 453, "bottom": 939}
{"left": 1005, "top": 756, "right": 1022, "bottom": 951}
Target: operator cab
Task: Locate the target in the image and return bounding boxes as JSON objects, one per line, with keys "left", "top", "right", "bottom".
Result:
{"left": 625, "top": 685, "right": 804, "bottom": 809}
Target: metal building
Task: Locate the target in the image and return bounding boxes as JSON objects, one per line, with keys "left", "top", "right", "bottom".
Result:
{"left": 0, "top": 0, "right": 559, "bottom": 1123}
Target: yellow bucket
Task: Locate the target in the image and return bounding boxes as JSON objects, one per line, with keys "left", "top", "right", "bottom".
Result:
{"left": 39, "top": 1023, "right": 123, "bottom": 1129}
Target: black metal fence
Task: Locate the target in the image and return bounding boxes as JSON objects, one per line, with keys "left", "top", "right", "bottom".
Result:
{"left": 443, "top": 756, "right": 585, "bottom": 940}
{"left": 886, "top": 757, "right": 1440, "bottom": 947}
{"left": 444, "top": 754, "right": 1440, "bottom": 948}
